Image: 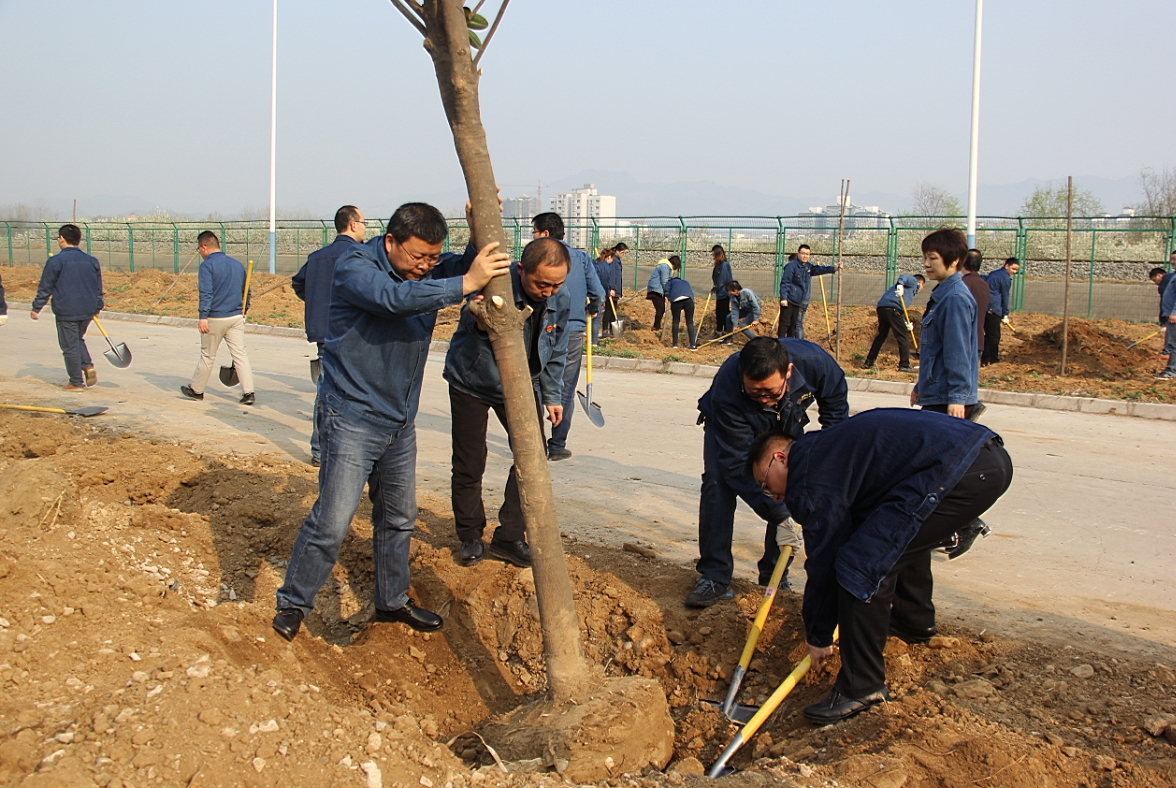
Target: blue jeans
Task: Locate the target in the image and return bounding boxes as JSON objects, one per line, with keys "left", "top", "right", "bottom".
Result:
{"left": 725, "top": 309, "right": 758, "bottom": 341}
{"left": 1164, "top": 322, "right": 1176, "bottom": 373}
{"left": 795, "top": 304, "right": 808, "bottom": 340}
{"left": 277, "top": 409, "right": 417, "bottom": 616}
{"left": 548, "top": 330, "right": 584, "bottom": 452}
{"left": 56, "top": 318, "right": 94, "bottom": 387}
{"left": 696, "top": 427, "right": 790, "bottom": 585}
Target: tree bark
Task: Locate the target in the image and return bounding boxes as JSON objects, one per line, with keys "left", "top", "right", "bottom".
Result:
{"left": 420, "top": 0, "right": 589, "bottom": 701}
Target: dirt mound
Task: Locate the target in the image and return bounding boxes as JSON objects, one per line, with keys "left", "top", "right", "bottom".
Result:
{"left": 2, "top": 411, "right": 1175, "bottom": 787}
{"left": 1021, "top": 321, "right": 1159, "bottom": 376}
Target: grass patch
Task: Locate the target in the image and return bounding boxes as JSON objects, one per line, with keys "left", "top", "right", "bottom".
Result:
{"left": 593, "top": 346, "right": 641, "bottom": 359}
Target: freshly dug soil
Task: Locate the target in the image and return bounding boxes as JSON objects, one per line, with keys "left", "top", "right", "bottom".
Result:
{"left": 3, "top": 266, "right": 1168, "bottom": 403}
{"left": 1, "top": 411, "right": 1174, "bottom": 787}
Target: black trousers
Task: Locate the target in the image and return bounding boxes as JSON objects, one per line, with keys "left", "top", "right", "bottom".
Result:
{"left": 602, "top": 297, "right": 621, "bottom": 330}
{"left": 864, "top": 306, "right": 912, "bottom": 368}
{"left": 448, "top": 384, "right": 542, "bottom": 545}
{"left": 648, "top": 292, "right": 666, "bottom": 330}
{"left": 982, "top": 312, "right": 1003, "bottom": 365}
{"left": 778, "top": 303, "right": 802, "bottom": 338}
{"left": 834, "top": 438, "right": 1013, "bottom": 698}
{"left": 670, "top": 299, "right": 697, "bottom": 347}
{"left": 56, "top": 318, "right": 94, "bottom": 387}
{"left": 713, "top": 297, "right": 730, "bottom": 338}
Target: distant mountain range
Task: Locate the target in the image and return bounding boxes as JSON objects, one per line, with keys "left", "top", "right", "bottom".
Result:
{"left": 7, "top": 173, "right": 1146, "bottom": 221}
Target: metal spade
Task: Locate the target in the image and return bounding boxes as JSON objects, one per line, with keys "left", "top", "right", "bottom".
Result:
{"left": 91, "top": 317, "right": 131, "bottom": 368}
{"left": 576, "top": 313, "right": 605, "bottom": 428}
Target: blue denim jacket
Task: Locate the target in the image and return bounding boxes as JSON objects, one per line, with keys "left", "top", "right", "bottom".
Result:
{"left": 984, "top": 267, "right": 1013, "bottom": 317}
{"left": 711, "top": 260, "right": 733, "bottom": 300}
{"left": 914, "top": 272, "right": 978, "bottom": 406}
{"left": 319, "top": 236, "right": 473, "bottom": 433}
{"left": 876, "top": 274, "right": 920, "bottom": 311}
{"left": 32, "top": 247, "right": 104, "bottom": 320}
{"left": 292, "top": 235, "right": 358, "bottom": 343}
{"left": 733, "top": 288, "right": 762, "bottom": 322}
{"left": 780, "top": 258, "right": 836, "bottom": 306}
{"left": 786, "top": 408, "right": 997, "bottom": 647}
{"left": 698, "top": 338, "right": 849, "bottom": 502}
{"left": 559, "top": 241, "right": 604, "bottom": 330}
{"left": 666, "top": 277, "right": 695, "bottom": 301}
{"left": 197, "top": 251, "right": 249, "bottom": 319}
{"left": 1159, "top": 271, "right": 1176, "bottom": 321}
{"left": 443, "top": 265, "right": 571, "bottom": 407}
{"left": 647, "top": 261, "right": 672, "bottom": 295}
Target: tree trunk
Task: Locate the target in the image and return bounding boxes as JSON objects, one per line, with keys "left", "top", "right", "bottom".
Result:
{"left": 420, "top": 0, "right": 589, "bottom": 701}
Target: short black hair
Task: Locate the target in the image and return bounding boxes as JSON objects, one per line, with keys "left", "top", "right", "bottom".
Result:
{"left": 1004, "top": 257, "right": 1019, "bottom": 267}
{"left": 334, "top": 205, "right": 361, "bottom": 233}
{"left": 964, "top": 249, "right": 983, "bottom": 272}
{"left": 797, "top": 244, "right": 811, "bottom": 253}
{"left": 58, "top": 224, "right": 82, "bottom": 246}
{"left": 520, "top": 237, "right": 570, "bottom": 274}
{"left": 613, "top": 242, "right": 629, "bottom": 252}
{"left": 532, "top": 212, "right": 565, "bottom": 240}
{"left": 669, "top": 254, "right": 681, "bottom": 271}
{"left": 387, "top": 203, "right": 448, "bottom": 245}
{"left": 1150, "top": 267, "right": 1167, "bottom": 279}
{"left": 738, "top": 336, "right": 790, "bottom": 381}
{"left": 745, "top": 429, "right": 795, "bottom": 478}
{"left": 921, "top": 228, "right": 968, "bottom": 269}
{"left": 726, "top": 280, "right": 742, "bottom": 294}
{"left": 197, "top": 230, "right": 220, "bottom": 249}
{"left": 914, "top": 274, "right": 926, "bottom": 284}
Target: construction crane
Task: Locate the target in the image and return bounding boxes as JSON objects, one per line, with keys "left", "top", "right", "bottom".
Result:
{"left": 501, "top": 181, "right": 552, "bottom": 210}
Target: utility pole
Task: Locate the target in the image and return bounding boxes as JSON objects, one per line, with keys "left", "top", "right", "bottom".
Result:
{"left": 966, "top": 0, "right": 983, "bottom": 248}
{"left": 268, "top": 0, "right": 278, "bottom": 274}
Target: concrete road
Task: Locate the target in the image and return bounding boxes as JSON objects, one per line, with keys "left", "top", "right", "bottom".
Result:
{"left": 1, "top": 312, "right": 1173, "bottom": 658}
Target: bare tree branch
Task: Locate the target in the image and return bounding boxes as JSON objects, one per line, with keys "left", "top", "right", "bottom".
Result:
{"left": 388, "top": 0, "right": 427, "bottom": 36}
{"left": 473, "top": 0, "right": 487, "bottom": 13}
{"left": 472, "top": 0, "right": 510, "bottom": 69}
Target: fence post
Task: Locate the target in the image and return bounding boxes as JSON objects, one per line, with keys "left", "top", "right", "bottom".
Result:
{"left": 172, "top": 225, "right": 180, "bottom": 273}
{"left": 678, "top": 217, "right": 688, "bottom": 266}
{"left": 127, "top": 223, "right": 135, "bottom": 272}
{"left": 1086, "top": 228, "right": 1097, "bottom": 318}
{"left": 773, "top": 218, "right": 785, "bottom": 295}
{"left": 886, "top": 216, "right": 898, "bottom": 283}
{"left": 633, "top": 225, "right": 641, "bottom": 290}
{"left": 4, "top": 222, "right": 11, "bottom": 267}
{"left": 321, "top": 221, "right": 328, "bottom": 249}
{"left": 45, "top": 224, "right": 53, "bottom": 259}
{"left": 1012, "top": 219, "right": 1027, "bottom": 311}
{"left": 590, "top": 217, "right": 599, "bottom": 258}
{"left": 85, "top": 223, "right": 93, "bottom": 255}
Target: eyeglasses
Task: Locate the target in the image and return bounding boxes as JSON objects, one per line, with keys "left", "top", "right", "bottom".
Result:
{"left": 742, "top": 379, "right": 787, "bottom": 403}
{"left": 403, "top": 248, "right": 441, "bottom": 265}
{"left": 759, "top": 454, "right": 777, "bottom": 496}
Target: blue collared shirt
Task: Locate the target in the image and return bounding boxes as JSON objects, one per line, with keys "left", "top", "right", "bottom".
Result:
{"left": 877, "top": 274, "right": 920, "bottom": 311}
{"left": 318, "top": 236, "right": 473, "bottom": 433}
{"left": 914, "top": 272, "right": 978, "bottom": 407}
{"left": 983, "top": 267, "right": 1013, "bottom": 317}
{"left": 559, "top": 241, "right": 604, "bottom": 331}
{"left": 32, "top": 246, "right": 104, "bottom": 320}
{"left": 196, "top": 251, "right": 249, "bottom": 319}
{"left": 292, "top": 235, "right": 358, "bottom": 343}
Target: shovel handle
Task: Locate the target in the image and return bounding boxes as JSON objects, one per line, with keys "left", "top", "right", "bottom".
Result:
{"left": 242, "top": 260, "right": 255, "bottom": 315}
{"left": 898, "top": 296, "right": 919, "bottom": 351}
{"left": 91, "top": 316, "right": 110, "bottom": 338}
{"left": 585, "top": 311, "right": 593, "bottom": 384}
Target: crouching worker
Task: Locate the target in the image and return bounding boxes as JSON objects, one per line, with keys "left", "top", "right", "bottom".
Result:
{"left": 749, "top": 408, "right": 1012, "bottom": 724}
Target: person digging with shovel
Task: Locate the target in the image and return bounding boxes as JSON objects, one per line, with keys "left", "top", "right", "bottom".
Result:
{"left": 687, "top": 336, "right": 848, "bottom": 608}
{"left": 749, "top": 407, "right": 1012, "bottom": 724}
{"left": 180, "top": 231, "right": 255, "bottom": 405}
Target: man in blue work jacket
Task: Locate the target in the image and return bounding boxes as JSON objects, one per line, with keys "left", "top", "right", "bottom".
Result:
{"left": 981, "top": 257, "right": 1018, "bottom": 366}
{"left": 862, "top": 274, "right": 924, "bottom": 372}
{"left": 778, "top": 244, "right": 840, "bottom": 339}
{"left": 30, "top": 224, "right": 104, "bottom": 389}
{"left": 445, "top": 238, "right": 571, "bottom": 569}
{"left": 687, "top": 336, "right": 849, "bottom": 608}
{"left": 291, "top": 205, "right": 368, "bottom": 465}
{"left": 180, "top": 231, "right": 255, "bottom": 405}
{"left": 910, "top": 229, "right": 981, "bottom": 421}
{"left": 750, "top": 408, "right": 1012, "bottom": 724}
{"left": 531, "top": 212, "right": 604, "bottom": 460}
{"left": 273, "top": 203, "right": 510, "bottom": 641}
{"left": 1151, "top": 258, "right": 1176, "bottom": 380}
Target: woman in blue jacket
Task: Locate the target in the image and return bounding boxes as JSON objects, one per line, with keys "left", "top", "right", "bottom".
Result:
{"left": 710, "top": 245, "right": 733, "bottom": 339}
{"left": 646, "top": 257, "right": 673, "bottom": 331}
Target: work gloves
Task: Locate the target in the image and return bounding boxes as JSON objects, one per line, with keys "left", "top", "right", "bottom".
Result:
{"left": 775, "top": 517, "right": 803, "bottom": 550}
{"left": 1001, "top": 315, "right": 1011, "bottom": 325}
{"left": 895, "top": 283, "right": 904, "bottom": 298}
{"left": 0, "top": 315, "right": 7, "bottom": 326}
{"left": 905, "top": 322, "right": 914, "bottom": 332}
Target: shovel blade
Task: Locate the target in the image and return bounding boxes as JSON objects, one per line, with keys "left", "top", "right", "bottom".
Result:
{"left": 699, "top": 698, "right": 760, "bottom": 726}
{"left": 70, "top": 406, "right": 109, "bottom": 417}
{"left": 310, "top": 358, "right": 321, "bottom": 383}
{"left": 577, "top": 383, "right": 605, "bottom": 427}
{"left": 609, "top": 320, "right": 625, "bottom": 339}
{"left": 219, "top": 364, "right": 239, "bottom": 387}
{"left": 103, "top": 344, "right": 132, "bottom": 368}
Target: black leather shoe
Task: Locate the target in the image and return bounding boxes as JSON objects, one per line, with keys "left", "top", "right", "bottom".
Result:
{"left": 939, "top": 518, "right": 990, "bottom": 560}
{"left": 180, "top": 385, "right": 204, "bottom": 401}
{"left": 459, "top": 539, "right": 484, "bottom": 566}
{"left": 272, "top": 608, "right": 304, "bottom": 642}
{"left": 373, "top": 602, "right": 443, "bottom": 632}
{"left": 803, "top": 688, "right": 890, "bottom": 724}
{"left": 888, "top": 623, "right": 937, "bottom": 645}
{"left": 488, "top": 538, "right": 532, "bottom": 568}
{"left": 547, "top": 447, "right": 572, "bottom": 461}
{"left": 240, "top": 392, "right": 256, "bottom": 406}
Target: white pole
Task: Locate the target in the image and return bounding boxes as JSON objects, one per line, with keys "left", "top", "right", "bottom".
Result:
{"left": 268, "top": 0, "right": 278, "bottom": 274}
{"left": 966, "top": 0, "right": 983, "bottom": 248}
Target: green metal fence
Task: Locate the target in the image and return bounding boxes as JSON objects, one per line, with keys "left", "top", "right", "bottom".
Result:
{"left": 5, "top": 215, "right": 1173, "bottom": 322}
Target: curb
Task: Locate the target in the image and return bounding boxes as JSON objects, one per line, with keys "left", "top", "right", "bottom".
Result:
{"left": 19, "top": 305, "right": 1175, "bottom": 422}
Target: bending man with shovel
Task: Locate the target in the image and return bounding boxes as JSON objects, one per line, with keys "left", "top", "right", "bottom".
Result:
{"left": 180, "top": 231, "right": 255, "bottom": 405}
{"left": 750, "top": 408, "right": 1013, "bottom": 724}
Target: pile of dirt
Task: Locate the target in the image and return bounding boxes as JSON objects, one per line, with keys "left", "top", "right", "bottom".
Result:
{"left": 1, "top": 410, "right": 1175, "bottom": 787}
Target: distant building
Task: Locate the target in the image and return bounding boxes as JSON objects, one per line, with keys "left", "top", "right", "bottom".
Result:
{"left": 798, "top": 195, "right": 891, "bottom": 232}
{"left": 549, "top": 184, "right": 616, "bottom": 248}
{"left": 503, "top": 194, "right": 540, "bottom": 223}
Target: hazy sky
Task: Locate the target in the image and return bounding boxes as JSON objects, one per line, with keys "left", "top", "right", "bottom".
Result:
{"left": 2, "top": 0, "right": 1173, "bottom": 218}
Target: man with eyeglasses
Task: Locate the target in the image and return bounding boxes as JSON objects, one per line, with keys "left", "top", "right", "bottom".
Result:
{"left": 686, "top": 336, "right": 848, "bottom": 608}
{"left": 444, "top": 238, "right": 571, "bottom": 569}
{"left": 747, "top": 409, "right": 1012, "bottom": 724}
{"left": 292, "top": 205, "right": 368, "bottom": 466}
{"left": 273, "top": 202, "right": 511, "bottom": 642}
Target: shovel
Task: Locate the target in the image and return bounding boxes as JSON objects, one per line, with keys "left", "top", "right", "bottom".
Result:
{"left": 703, "top": 546, "right": 794, "bottom": 724}
{"left": 607, "top": 296, "right": 625, "bottom": 339}
{"left": 898, "top": 292, "right": 919, "bottom": 352}
{"left": 1, "top": 403, "right": 108, "bottom": 417}
{"left": 708, "top": 625, "right": 840, "bottom": 778}
{"left": 1126, "top": 330, "right": 1160, "bottom": 350}
{"left": 91, "top": 317, "right": 132, "bottom": 368}
{"left": 310, "top": 357, "right": 321, "bottom": 383}
{"left": 576, "top": 313, "right": 605, "bottom": 428}
{"left": 219, "top": 259, "right": 255, "bottom": 388}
